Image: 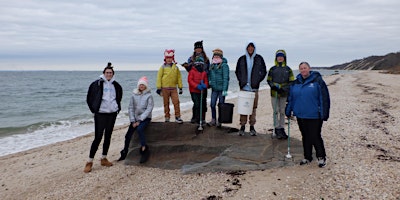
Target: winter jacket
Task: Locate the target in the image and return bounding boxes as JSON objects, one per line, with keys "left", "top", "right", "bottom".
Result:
{"left": 285, "top": 71, "right": 330, "bottom": 121}
{"left": 156, "top": 63, "right": 183, "bottom": 89}
{"left": 86, "top": 76, "right": 123, "bottom": 114}
{"left": 185, "top": 53, "right": 210, "bottom": 73}
{"left": 208, "top": 57, "right": 229, "bottom": 92}
{"left": 188, "top": 65, "right": 209, "bottom": 93}
{"left": 267, "top": 50, "right": 295, "bottom": 97}
{"left": 235, "top": 42, "right": 267, "bottom": 90}
{"left": 128, "top": 87, "right": 154, "bottom": 122}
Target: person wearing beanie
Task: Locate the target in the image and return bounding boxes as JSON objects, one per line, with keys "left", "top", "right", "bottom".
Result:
{"left": 84, "top": 62, "right": 123, "bottom": 173}
{"left": 183, "top": 40, "right": 210, "bottom": 123}
{"left": 188, "top": 55, "right": 209, "bottom": 125}
{"left": 207, "top": 48, "right": 230, "bottom": 126}
{"left": 156, "top": 49, "right": 184, "bottom": 123}
{"left": 117, "top": 76, "right": 154, "bottom": 163}
{"left": 235, "top": 41, "right": 267, "bottom": 136}
{"left": 267, "top": 49, "right": 295, "bottom": 139}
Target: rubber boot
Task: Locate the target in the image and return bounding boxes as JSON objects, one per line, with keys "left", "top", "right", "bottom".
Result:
{"left": 139, "top": 145, "right": 150, "bottom": 164}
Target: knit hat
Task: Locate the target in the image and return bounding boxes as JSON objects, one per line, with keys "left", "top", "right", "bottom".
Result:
{"left": 194, "top": 40, "right": 203, "bottom": 50}
{"left": 137, "top": 76, "right": 149, "bottom": 88}
{"left": 164, "top": 49, "right": 176, "bottom": 63}
{"left": 194, "top": 56, "right": 204, "bottom": 65}
{"left": 212, "top": 48, "right": 223, "bottom": 57}
{"left": 276, "top": 50, "right": 285, "bottom": 58}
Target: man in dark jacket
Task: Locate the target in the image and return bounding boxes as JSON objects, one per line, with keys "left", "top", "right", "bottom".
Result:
{"left": 84, "top": 62, "right": 123, "bottom": 173}
{"left": 235, "top": 42, "right": 267, "bottom": 136}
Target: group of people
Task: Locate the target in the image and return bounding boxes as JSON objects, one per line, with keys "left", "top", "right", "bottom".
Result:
{"left": 83, "top": 40, "right": 331, "bottom": 173}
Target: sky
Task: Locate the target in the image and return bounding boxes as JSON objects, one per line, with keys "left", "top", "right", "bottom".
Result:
{"left": 0, "top": 0, "right": 399, "bottom": 71}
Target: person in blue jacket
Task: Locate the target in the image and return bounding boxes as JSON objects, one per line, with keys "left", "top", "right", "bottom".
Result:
{"left": 285, "top": 61, "right": 330, "bottom": 168}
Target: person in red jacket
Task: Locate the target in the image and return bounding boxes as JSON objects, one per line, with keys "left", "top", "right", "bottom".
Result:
{"left": 188, "top": 56, "right": 208, "bottom": 125}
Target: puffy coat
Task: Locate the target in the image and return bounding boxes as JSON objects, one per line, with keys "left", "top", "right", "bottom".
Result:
{"left": 208, "top": 57, "right": 229, "bottom": 92}
{"left": 188, "top": 65, "right": 209, "bottom": 93}
{"left": 128, "top": 87, "right": 154, "bottom": 122}
{"left": 156, "top": 63, "right": 183, "bottom": 89}
{"left": 285, "top": 71, "right": 330, "bottom": 121}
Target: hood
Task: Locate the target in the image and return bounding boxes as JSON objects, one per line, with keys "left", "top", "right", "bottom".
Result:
{"left": 133, "top": 86, "right": 151, "bottom": 95}
{"left": 245, "top": 41, "right": 256, "bottom": 57}
{"left": 274, "top": 49, "right": 287, "bottom": 67}
{"left": 296, "top": 71, "right": 321, "bottom": 84}
{"left": 100, "top": 74, "right": 115, "bottom": 83}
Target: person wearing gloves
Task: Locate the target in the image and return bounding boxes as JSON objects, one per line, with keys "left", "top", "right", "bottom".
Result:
{"left": 235, "top": 41, "right": 267, "bottom": 136}
{"left": 117, "top": 76, "right": 154, "bottom": 163}
{"left": 285, "top": 62, "right": 330, "bottom": 168}
{"left": 267, "top": 49, "right": 295, "bottom": 139}
{"left": 156, "top": 49, "right": 184, "bottom": 123}
{"left": 188, "top": 56, "right": 209, "bottom": 125}
{"left": 84, "top": 62, "right": 123, "bottom": 173}
{"left": 207, "top": 48, "right": 229, "bottom": 126}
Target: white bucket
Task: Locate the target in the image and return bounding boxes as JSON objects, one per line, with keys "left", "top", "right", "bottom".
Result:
{"left": 237, "top": 91, "right": 255, "bottom": 115}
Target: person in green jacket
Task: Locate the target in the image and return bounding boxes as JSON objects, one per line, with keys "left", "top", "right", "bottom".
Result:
{"left": 267, "top": 49, "right": 295, "bottom": 139}
{"left": 207, "top": 48, "right": 229, "bottom": 126}
{"left": 156, "top": 49, "right": 184, "bottom": 123}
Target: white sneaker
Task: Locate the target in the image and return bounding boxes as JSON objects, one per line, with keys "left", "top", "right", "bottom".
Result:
{"left": 318, "top": 157, "right": 326, "bottom": 168}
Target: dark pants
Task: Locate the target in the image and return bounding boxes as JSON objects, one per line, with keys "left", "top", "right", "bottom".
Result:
{"left": 297, "top": 118, "right": 326, "bottom": 161}
{"left": 191, "top": 91, "right": 207, "bottom": 122}
{"left": 122, "top": 118, "right": 151, "bottom": 152}
{"left": 89, "top": 112, "right": 117, "bottom": 158}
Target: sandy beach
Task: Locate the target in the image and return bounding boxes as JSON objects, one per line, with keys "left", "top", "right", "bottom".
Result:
{"left": 1, "top": 70, "right": 399, "bottom": 199}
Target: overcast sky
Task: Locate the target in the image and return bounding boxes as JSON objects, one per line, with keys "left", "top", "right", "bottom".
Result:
{"left": 0, "top": 0, "right": 399, "bottom": 71}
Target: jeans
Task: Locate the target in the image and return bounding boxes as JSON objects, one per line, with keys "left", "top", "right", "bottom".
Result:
{"left": 210, "top": 90, "right": 225, "bottom": 119}
{"left": 122, "top": 118, "right": 152, "bottom": 152}
{"left": 89, "top": 112, "right": 117, "bottom": 158}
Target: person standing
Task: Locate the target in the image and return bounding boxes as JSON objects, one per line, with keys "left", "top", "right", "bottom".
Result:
{"left": 183, "top": 40, "right": 210, "bottom": 123}
{"left": 285, "top": 61, "right": 330, "bottom": 168}
{"left": 267, "top": 49, "right": 295, "bottom": 139}
{"left": 235, "top": 42, "right": 267, "bottom": 136}
{"left": 117, "top": 76, "right": 154, "bottom": 163}
{"left": 188, "top": 56, "right": 209, "bottom": 125}
{"left": 84, "top": 62, "right": 123, "bottom": 173}
{"left": 156, "top": 49, "right": 184, "bottom": 123}
{"left": 207, "top": 48, "right": 229, "bottom": 126}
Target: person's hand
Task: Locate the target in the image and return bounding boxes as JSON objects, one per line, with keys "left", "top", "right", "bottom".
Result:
{"left": 201, "top": 83, "right": 207, "bottom": 90}
{"left": 156, "top": 89, "right": 161, "bottom": 96}
{"left": 179, "top": 88, "right": 183, "bottom": 95}
{"left": 132, "top": 121, "right": 140, "bottom": 128}
{"left": 274, "top": 83, "right": 281, "bottom": 89}
{"left": 222, "top": 91, "right": 228, "bottom": 96}
{"left": 197, "top": 84, "right": 203, "bottom": 90}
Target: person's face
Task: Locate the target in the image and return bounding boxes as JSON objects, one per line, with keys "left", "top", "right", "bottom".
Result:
{"left": 277, "top": 56, "right": 285, "bottom": 63}
{"left": 138, "top": 84, "right": 147, "bottom": 91}
{"left": 165, "top": 57, "right": 173, "bottom": 64}
{"left": 103, "top": 69, "right": 114, "bottom": 81}
{"left": 299, "top": 63, "right": 311, "bottom": 78}
{"left": 247, "top": 45, "right": 255, "bottom": 55}
{"left": 195, "top": 47, "right": 203, "bottom": 54}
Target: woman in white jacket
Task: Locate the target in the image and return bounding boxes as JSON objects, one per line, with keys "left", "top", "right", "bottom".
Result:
{"left": 118, "top": 76, "right": 154, "bottom": 163}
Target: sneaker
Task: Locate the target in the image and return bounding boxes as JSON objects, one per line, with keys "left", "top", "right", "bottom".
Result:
{"left": 190, "top": 118, "right": 196, "bottom": 124}
{"left": 318, "top": 157, "right": 327, "bottom": 168}
{"left": 100, "top": 158, "right": 113, "bottom": 167}
{"left": 165, "top": 117, "right": 170, "bottom": 122}
{"left": 83, "top": 162, "right": 93, "bottom": 173}
{"left": 238, "top": 125, "right": 245, "bottom": 136}
{"left": 279, "top": 128, "right": 288, "bottom": 139}
{"left": 249, "top": 126, "right": 257, "bottom": 136}
{"left": 207, "top": 119, "right": 216, "bottom": 126}
{"left": 175, "top": 117, "right": 183, "bottom": 124}
{"left": 300, "top": 159, "right": 311, "bottom": 165}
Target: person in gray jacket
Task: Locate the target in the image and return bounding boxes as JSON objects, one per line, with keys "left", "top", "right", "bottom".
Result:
{"left": 117, "top": 76, "right": 154, "bottom": 163}
{"left": 235, "top": 41, "right": 267, "bottom": 136}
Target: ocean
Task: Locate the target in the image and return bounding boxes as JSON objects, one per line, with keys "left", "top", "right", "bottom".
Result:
{"left": 0, "top": 69, "right": 342, "bottom": 156}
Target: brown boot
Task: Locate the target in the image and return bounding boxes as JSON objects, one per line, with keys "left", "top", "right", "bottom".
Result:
{"left": 84, "top": 162, "right": 93, "bottom": 173}
{"left": 100, "top": 158, "right": 113, "bottom": 167}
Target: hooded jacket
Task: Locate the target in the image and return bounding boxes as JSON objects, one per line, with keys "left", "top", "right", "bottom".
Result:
{"left": 188, "top": 65, "right": 209, "bottom": 93}
{"left": 285, "top": 71, "right": 330, "bottom": 121}
{"left": 208, "top": 57, "right": 229, "bottom": 92}
{"left": 235, "top": 42, "right": 267, "bottom": 90}
{"left": 86, "top": 75, "right": 123, "bottom": 114}
{"left": 156, "top": 63, "right": 183, "bottom": 89}
{"left": 128, "top": 85, "right": 154, "bottom": 122}
{"left": 267, "top": 50, "right": 295, "bottom": 97}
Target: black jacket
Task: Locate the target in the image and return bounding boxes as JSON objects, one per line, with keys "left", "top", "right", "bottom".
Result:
{"left": 235, "top": 54, "right": 267, "bottom": 90}
{"left": 86, "top": 78, "right": 123, "bottom": 114}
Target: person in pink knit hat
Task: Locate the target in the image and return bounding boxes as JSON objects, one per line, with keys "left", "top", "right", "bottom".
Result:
{"left": 117, "top": 76, "right": 154, "bottom": 164}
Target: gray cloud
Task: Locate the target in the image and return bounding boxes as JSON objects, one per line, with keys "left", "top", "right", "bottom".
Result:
{"left": 0, "top": 0, "right": 399, "bottom": 70}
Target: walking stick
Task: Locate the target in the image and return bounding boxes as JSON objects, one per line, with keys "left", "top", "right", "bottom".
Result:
{"left": 198, "top": 90, "right": 204, "bottom": 132}
{"left": 285, "top": 117, "right": 292, "bottom": 159}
